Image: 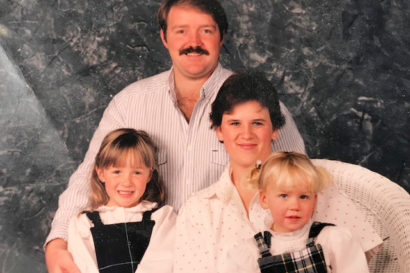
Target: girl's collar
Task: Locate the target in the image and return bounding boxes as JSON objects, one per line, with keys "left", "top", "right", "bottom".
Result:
{"left": 98, "top": 200, "right": 158, "bottom": 212}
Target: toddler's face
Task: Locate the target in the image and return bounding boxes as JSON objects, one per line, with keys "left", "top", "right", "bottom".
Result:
{"left": 259, "top": 180, "right": 317, "bottom": 233}
{"left": 96, "top": 156, "right": 151, "bottom": 208}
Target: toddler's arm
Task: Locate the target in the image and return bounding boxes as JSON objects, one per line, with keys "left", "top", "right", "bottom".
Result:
{"left": 318, "top": 226, "right": 370, "bottom": 273}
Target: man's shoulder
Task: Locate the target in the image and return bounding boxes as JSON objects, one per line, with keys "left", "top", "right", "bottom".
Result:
{"left": 116, "top": 70, "right": 170, "bottom": 98}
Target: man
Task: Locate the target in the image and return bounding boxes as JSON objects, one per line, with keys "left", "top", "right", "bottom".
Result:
{"left": 45, "top": 0, "right": 305, "bottom": 272}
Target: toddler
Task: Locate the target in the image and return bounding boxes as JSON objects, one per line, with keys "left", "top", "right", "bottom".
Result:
{"left": 255, "top": 151, "right": 369, "bottom": 273}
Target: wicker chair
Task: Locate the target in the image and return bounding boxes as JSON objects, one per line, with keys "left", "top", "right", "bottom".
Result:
{"left": 312, "top": 159, "right": 410, "bottom": 273}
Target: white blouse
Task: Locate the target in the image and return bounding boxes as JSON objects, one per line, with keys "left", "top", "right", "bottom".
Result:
{"left": 67, "top": 201, "right": 176, "bottom": 273}
{"left": 174, "top": 165, "right": 381, "bottom": 273}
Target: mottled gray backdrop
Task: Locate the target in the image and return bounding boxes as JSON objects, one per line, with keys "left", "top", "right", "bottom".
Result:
{"left": 0, "top": 0, "right": 409, "bottom": 272}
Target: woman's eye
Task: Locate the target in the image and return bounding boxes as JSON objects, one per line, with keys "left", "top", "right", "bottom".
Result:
{"left": 280, "top": 194, "right": 287, "bottom": 198}
{"left": 230, "top": 121, "right": 240, "bottom": 126}
{"left": 253, "top": 121, "right": 263, "bottom": 126}
{"left": 300, "top": 195, "right": 309, "bottom": 200}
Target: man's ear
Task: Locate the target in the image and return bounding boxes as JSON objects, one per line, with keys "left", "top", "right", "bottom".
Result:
{"left": 259, "top": 190, "right": 268, "bottom": 209}
{"left": 160, "top": 29, "right": 168, "bottom": 48}
{"left": 95, "top": 167, "right": 105, "bottom": 183}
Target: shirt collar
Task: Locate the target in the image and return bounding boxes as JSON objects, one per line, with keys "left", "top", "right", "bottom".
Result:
{"left": 167, "top": 63, "right": 224, "bottom": 102}
{"left": 167, "top": 68, "right": 177, "bottom": 105}
{"left": 270, "top": 219, "right": 313, "bottom": 239}
{"left": 200, "top": 164, "right": 235, "bottom": 204}
{"left": 201, "top": 63, "right": 224, "bottom": 98}
{"left": 216, "top": 164, "right": 236, "bottom": 204}
{"left": 98, "top": 200, "right": 158, "bottom": 213}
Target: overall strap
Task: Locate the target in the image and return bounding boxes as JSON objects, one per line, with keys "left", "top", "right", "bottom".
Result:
{"left": 84, "top": 211, "right": 104, "bottom": 227}
{"left": 142, "top": 207, "right": 158, "bottom": 221}
{"left": 254, "top": 231, "right": 272, "bottom": 258}
{"left": 306, "top": 222, "right": 335, "bottom": 247}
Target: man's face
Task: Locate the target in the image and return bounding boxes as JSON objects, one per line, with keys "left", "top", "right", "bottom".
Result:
{"left": 160, "top": 5, "right": 224, "bottom": 81}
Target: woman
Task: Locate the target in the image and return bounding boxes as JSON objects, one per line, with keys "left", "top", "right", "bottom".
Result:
{"left": 174, "top": 72, "right": 382, "bottom": 273}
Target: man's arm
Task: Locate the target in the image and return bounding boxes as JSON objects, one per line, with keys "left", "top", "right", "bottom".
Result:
{"left": 45, "top": 97, "right": 125, "bottom": 272}
{"left": 47, "top": 96, "right": 125, "bottom": 242}
{"left": 273, "top": 101, "right": 305, "bottom": 153}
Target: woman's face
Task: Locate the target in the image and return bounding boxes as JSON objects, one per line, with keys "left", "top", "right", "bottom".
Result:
{"left": 216, "top": 100, "right": 279, "bottom": 171}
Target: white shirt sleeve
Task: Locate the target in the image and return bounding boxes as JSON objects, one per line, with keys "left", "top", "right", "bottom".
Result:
{"left": 318, "top": 226, "right": 370, "bottom": 273}
{"left": 67, "top": 213, "right": 100, "bottom": 273}
{"left": 273, "top": 101, "right": 306, "bottom": 153}
{"left": 136, "top": 205, "right": 177, "bottom": 273}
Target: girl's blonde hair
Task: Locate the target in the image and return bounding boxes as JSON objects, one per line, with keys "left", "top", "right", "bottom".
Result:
{"left": 254, "top": 151, "right": 332, "bottom": 193}
{"left": 90, "top": 128, "right": 165, "bottom": 210}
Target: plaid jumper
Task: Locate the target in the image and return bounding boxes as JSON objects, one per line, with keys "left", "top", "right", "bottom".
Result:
{"left": 254, "top": 222, "right": 334, "bottom": 273}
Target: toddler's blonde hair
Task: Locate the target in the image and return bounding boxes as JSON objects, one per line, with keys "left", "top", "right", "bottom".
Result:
{"left": 255, "top": 151, "right": 332, "bottom": 193}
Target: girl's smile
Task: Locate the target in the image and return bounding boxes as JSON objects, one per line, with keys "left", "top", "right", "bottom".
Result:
{"left": 96, "top": 158, "right": 152, "bottom": 208}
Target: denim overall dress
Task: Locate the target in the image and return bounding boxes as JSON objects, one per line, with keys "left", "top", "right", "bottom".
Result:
{"left": 84, "top": 209, "right": 156, "bottom": 273}
{"left": 254, "top": 222, "right": 334, "bottom": 273}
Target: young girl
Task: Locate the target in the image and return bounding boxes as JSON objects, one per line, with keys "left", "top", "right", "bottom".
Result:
{"left": 67, "top": 128, "right": 176, "bottom": 273}
{"left": 253, "top": 151, "right": 369, "bottom": 273}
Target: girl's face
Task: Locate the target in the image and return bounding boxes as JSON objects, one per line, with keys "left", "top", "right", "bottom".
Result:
{"left": 259, "top": 179, "right": 317, "bottom": 233}
{"left": 96, "top": 155, "right": 152, "bottom": 208}
{"left": 216, "top": 100, "right": 279, "bottom": 171}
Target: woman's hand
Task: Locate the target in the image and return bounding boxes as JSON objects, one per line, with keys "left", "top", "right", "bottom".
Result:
{"left": 45, "top": 239, "right": 81, "bottom": 273}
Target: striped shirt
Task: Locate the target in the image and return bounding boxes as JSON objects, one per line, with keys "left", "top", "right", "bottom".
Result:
{"left": 46, "top": 64, "right": 305, "bottom": 242}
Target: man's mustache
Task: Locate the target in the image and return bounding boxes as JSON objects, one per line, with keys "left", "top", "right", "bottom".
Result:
{"left": 179, "top": 46, "right": 209, "bottom": 55}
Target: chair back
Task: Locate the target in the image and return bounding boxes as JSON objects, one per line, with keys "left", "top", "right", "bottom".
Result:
{"left": 312, "top": 159, "right": 410, "bottom": 273}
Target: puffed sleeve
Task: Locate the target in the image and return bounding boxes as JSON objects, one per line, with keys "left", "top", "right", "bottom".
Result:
{"left": 318, "top": 226, "right": 370, "bottom": 273}
{"left": 67, "top": 214, "right": 99, "bottom": 273}
{"left": 136, "top": 205, "right": 177, "bottom": 273}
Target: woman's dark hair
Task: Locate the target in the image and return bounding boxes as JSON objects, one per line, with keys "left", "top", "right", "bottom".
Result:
{"left": 157, "top": 0, "right": 228, "bottom": 41}
{"left": 90, "top": 128, "right": 165, "bottom": 209}
{"left": 210, "top": 72, "right": 285, "bottom": 130}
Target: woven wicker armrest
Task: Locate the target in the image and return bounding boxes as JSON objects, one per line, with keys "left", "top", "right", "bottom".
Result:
{"left": 312, "top": 159, "right": 410, "bottom": 273}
